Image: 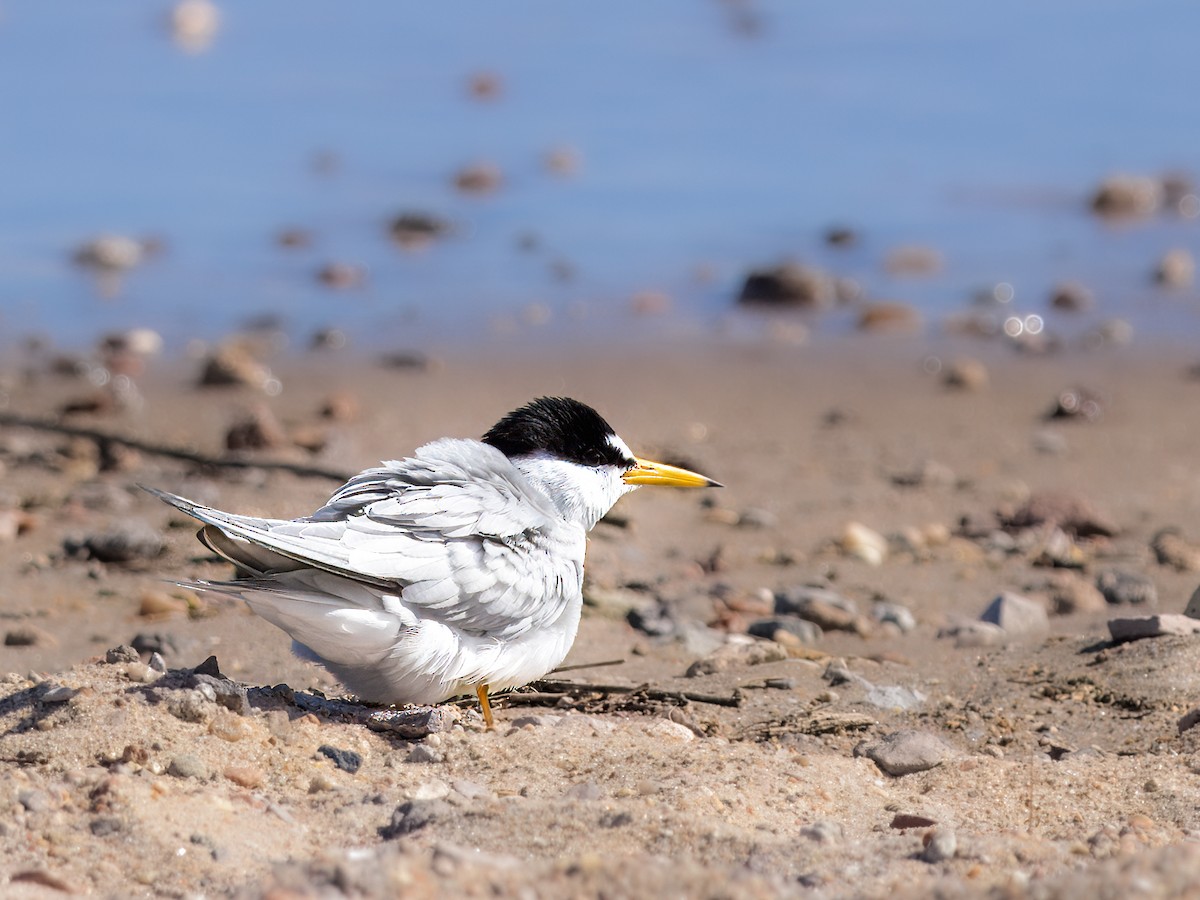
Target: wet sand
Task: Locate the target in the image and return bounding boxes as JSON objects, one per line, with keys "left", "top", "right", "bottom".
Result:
{"left": 2, "top": 336, "right": 1200, "bottom": 898}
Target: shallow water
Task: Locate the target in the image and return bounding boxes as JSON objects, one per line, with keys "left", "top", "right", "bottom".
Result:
{"left": 1, "top": 1, "right": 1199, "bottom": 351}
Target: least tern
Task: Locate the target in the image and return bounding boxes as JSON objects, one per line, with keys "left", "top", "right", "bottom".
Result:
{"left": 148, "top": 397, "right": 719, "bottom": 726}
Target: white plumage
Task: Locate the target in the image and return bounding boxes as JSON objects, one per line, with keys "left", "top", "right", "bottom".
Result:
{"left": 147, "top": 397, "right": 718, "bottom": 724}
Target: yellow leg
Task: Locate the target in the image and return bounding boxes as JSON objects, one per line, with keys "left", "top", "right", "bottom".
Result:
{"left": 476, "top": 683, "right": 494, "bottom": 729}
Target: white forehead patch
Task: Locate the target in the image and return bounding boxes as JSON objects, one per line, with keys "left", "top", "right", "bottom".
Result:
{"left": 607, "top": 433, "right": 635, "bottom": 463}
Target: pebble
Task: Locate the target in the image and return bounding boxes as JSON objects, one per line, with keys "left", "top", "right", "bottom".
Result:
{"left": 366, "top": 706, "right": 459, "bottom": 738}
{"left": 317, "top": 744, "right": 362, "bottom": 774}
{"left": 1049, "top": 281, "right": 1094, "bottom": 312}
{"left": 1096, "top": 569, "right": 1158, "bottom": 607}
{"left": 1041, "top": 571, "right": 1108, "bottom": 615}
{"left": 1151, "top": 528, "right": 1200, "bottom": 572}
{"left": 857, "top": 302, "right": 922, "bottom": 333}
{"left": 18, "top": 789, "right": 50, "bottom": 813}
{"left": 748, "top": 616, "right": 822, "bottom": 645}
{"left": 1178, "top": 709, "right": 1200, "bottom": 734}
{"left": 854, "top": 730, "right": 954, "bottom": 776}
{"left": 132, "top": 632, "right": 178, "bottom": 657}
{"left": 123, "top": 662, "right": 158, "bottom": 684}
{"left": 379, "top": 799, "right": 451, "bottom": 839}
{"left": 138, "top": 590, "right": 187, "bottom": 618}
{"left": 4, "top": 626, "right": 51, "bottom": 648}
{"left": 168, "top": 691, "right": 210, "bottom": 723}
{"left": 890, "top": 459, "right": 955, "bottom": 488}
{"left": 685, "top": 636, "right": 788, "bottom": 676}
{"left": 1047, "top": 386, "right": 1107, "bottom": 423}
{"left": 564, "top": 782, "right": 604, "bottom": 801}
{"left": 943, "top": 357, "right": 989, "bottom": 391}
{"left": 208, "top": 712, "right": 249, "bottom": 742}
{"left": 736, "top": 263, "right": 835, "bottom": 308}
{"left": 412, "top": 779, "right": 451, "bottom": 801}
{"left": 626, "top": 601, "right": 677, "bottom": 638}
{"left": 189, "top": 673, "right": 249, "bottom": 715}
{"left": 800, "top": 820, "right": 844, "bottom": 844}
{"left": 225, "top": 404, "right": 289, "bottom": 452}
{"left": 167, "top": 754, "right": 207, "bottom": 779}
{"left": 1155, "top": 248, "right": 1195, "bottom": 288}
{"left": 40, "top": 684, "right": 78, "bottom": 704}
{"left": 936, "top": 621, "right": 1006, "bottom": 648}
{"left": 839, "top": 522, "right": 888, "bottom": 566}
{"left": 864, "top": 685, "right": 926, "bottom": 711}
{"left": 871, "top": 601, "right": 916, "bottom": 633}
{"left": 197, "top": 343, "right": 275, "bottom": 391}
{"left": 921, "top": 827, "right": 958, "bottom": 863}
{"left": 1002, "top": 490, "right": 1117, "bottom": 537}
{"left": 406, "top": 744, "right": 444, "bottom": 764}
{"left": 775, "top": 586, "right": 865, "bottom": 634}
{"left": 224, "top": 766, "right": 264, "bottom": 789}
{"left": 980, "top": 591, "right": 1048, "bottom": 636}
{"left": 1108, "top": 614, "right": 1200, "bottom": 643}
{"left": 388, "top": 212, "right": 453, "bottom": 249}
{"left": 308, "top": 773, "right": 338, "bottom": 793}
{"left": 1090, "top": 174, "right": 1161, "bottom": 217}
{"left": 73, "top": 234, "right": 144, "bottom": 271}
{"left": 64, "top": 521, "right": 164, "bottom": 563}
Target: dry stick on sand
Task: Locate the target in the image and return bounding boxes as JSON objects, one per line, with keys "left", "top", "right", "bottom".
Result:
{"left": 0, "top": 411, "right": 353, "bottom": 482}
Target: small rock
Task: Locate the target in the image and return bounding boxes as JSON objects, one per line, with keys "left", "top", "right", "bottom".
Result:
{"left": 1178, "top": 708, "right": 1200, "bottom": 734}
{"left": 406, "top": 744, "right": 444, "bottom": 764}
{"left": 225, "top": 405, "right": 289, "bottom": 452}
{"left": 626, "top": 601, "right": 677, "bottom": 638}
{"left": 1001, "top": 490, "right": 1117, "bottom": 537}
{"left": 685, "top": 636, "right": 788, "bottom": 677}
{"left": 132, "top": 632, "right": 178, "bottom": 657}
{"left": 388, "top": 212, "right": 453, "bottom": 249}
{"left": 921, "top": 827, "right": 958, "bottom": 863}
{"left": 379, "top": 799, "right": 451, "bottom": 839}
{"left": 871, "top": 601, "right": 916, "bottom": 633}
{"left": 884, "top": 245, "right": 942, "bottom": 276}
{"left": 891, "top": 814, "right": 937, "bottom": 829}
{"left": 1152, "top": 528, "right": 1200, "bottom": 572}
{"left": 189, "top": 673, "right": 249, "bottom": 715}
{"left": 316, "top": 262, "right": 367, "bottom": 289}
{"left": 308, "top": 773, "right": 338, "bottom": 793}
{"left": 736, "top": 263, "right": 835, "bottom": 308}
{"left": 1108, "top": 614, "right": 1200, "bottom": 643}
{"left": 90, "top": 817, "right": 122, "bottom": 837}
{"left": 1155, "top": 248, "right": 1195, "bottom": 288}
{"left": 453, "top": 162, "right": 503, "bottom": 195}
{"left": 774, "top": 586, "right": 863, "bottom": 633}
{"left": 1090, "top": 174, "right": 1160, "bottom": 218}
{"left": 980, "top": 591, "right": 1048, "bottom": 636}
{"left": 564, "top": 782, "right": 604, "bottom": 801}
{"left": 1186, "top": 586, "right": 1200, "bottom": 619}
{"left": 18, "top": 790, "right": 51, "bottom": 812}
{"left": 943, "top": 357, "right": 989, "bottom": 391}
{"left": 864, "top": 685, "right": 925, "bottom": 711}
{"left": 1040, "top": 571, "right": 1108, "bottom": 615}
{"left": 937, "top": 621, "right": 1006, "bottom": 648}
{"left": 1029, "top": 526, "right": 1088, "bottom": 569}
{"left": 317, "top": 745, "right": 362, "bottom": 774}
{"left": 839, "top": 522, "right": 889, "bottom": 566}
{"left": 890, "top": 459, "right": 955, "bottom": 489}
{"left": 1047, "top": 387, "right": 1107, "bottom": 423}
{"left": 319, "top": 391, "right": 360, "bottom": 422}
{"left": 366, "top": 706, "right": 459, "bottom": 739}
{"left": 40, "top": 684, "right": 77, "bottom": 704}
{"left": 1096, "top": 569, "right": 1157, "bottom": 607}
{"left": 748, "top": 616, "right": 823, "bottom": 645}
{"left": 224, "top": 766, "right": 264, "bottom": 789}
{"left": 198, "top": 343, "right": 275, "bottom": 391}
{"left": 800, "top": 820, "right": 844, "bottom": 843}
{"left": 854, "top": 730, "right": 954, "bottom": 776}
{"left": 167, "top": 754, "right": 207, "bottom": 780}
{"left": 105, "top": 645, "right": 140, "bottom": 664}
{"left": 1049, "top": 282, "right": 1093, "bottom": 312}
{"left": 65, "top": 522, "right": 164, "bottom": 563}
{"left": 857, "top": 302, "right": 921, "bottom": 333}
{"left": 168, "top": 691, "right": 210, "bottom": 723}
{"left": 73, "top": 234, "right": 144, "bottom": 271}
{"left": 5, "top": 626, "right": 51, "bottom": 648}
{"left": 138, "top": 590, "right": 187, "bottom": 618}
{"left": 208, "top": 712, "right": 249, "bottom": 742}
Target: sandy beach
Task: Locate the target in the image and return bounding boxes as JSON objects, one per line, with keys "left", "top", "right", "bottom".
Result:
{"left": 1, "top": 335, "right": 1199, "bottom": 897}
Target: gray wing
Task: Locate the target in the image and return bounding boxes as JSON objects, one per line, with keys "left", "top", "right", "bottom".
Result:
{"left": 147, "top": 439, "right": 584, "bottom": 639}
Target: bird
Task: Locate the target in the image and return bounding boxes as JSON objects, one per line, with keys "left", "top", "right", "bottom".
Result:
{"left": 146, "top": 396, "right": 719, "bottom": 727}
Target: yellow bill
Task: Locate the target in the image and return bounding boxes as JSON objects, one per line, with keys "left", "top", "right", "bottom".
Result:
{"left": 623, "top": 457, "right": 722, "bottom": 488}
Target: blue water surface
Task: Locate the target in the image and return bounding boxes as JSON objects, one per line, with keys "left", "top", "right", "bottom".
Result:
{"left": 1, "top": 1, "right": 1198, "bottom": 351}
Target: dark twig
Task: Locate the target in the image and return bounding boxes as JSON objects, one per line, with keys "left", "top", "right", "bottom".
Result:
{"left": 526, "top": 678, "right": 742, "bottom": 707}
{"left": 549, "top": 659, "right": 626, "bottom": 674}
{"left": 0, "top": 411, "right": 353, "bottom": 482}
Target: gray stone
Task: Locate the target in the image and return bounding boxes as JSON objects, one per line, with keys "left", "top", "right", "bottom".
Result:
{"left": 40, "top": 684, "right": 77, "bottom": 704}
{"left": 168, "top": 754, "right": 208, "bottom": 779}
{"left": 64, "top": 521, "right": 164, "bottom": 563}
{"left": 105, "top": 645, "right": 140, "bottom": 665}
{"left": 379, "top": 799, "right": 451, "bottom": 839}
{"left": 1108, "top": 615, "right": 1200, "bottom": 643}
{"left": 865, "top": 685, "right": 926, "bottom": 711}
{"left": 685, "top": 637, "right": 788, "bottom": 677}
{"left": 937, "top": 621, "right": 1006, "bottom": 647}
{"left": 748, "top": 616, "right": 822, "bottom": 645}
{"left": 871, "top": 601, "right": 916, "bottom": 633}
{"left": 366, "top": 706, "right": 459, "bottom": 738}
{"left": 854, "top": 730, "right": 954, "bottom": 776}
{"left": 921, "top": 827, "right": 958, "bottom": 863}
{"left": 1097, "top": 569, "right": 1158, "bottom": 607}
{"left": 800, "top": 820, "right": 844, "bottom": 844}
{"left": 980, "top": 591, "right": 1048, "bottom": 636}
{"left": 406, "top": 744, "right": 444, "bottom": 764}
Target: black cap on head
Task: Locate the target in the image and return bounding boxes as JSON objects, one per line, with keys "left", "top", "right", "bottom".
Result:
{"left": 483, "top": 397, "right": 631, "bottom": 468}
